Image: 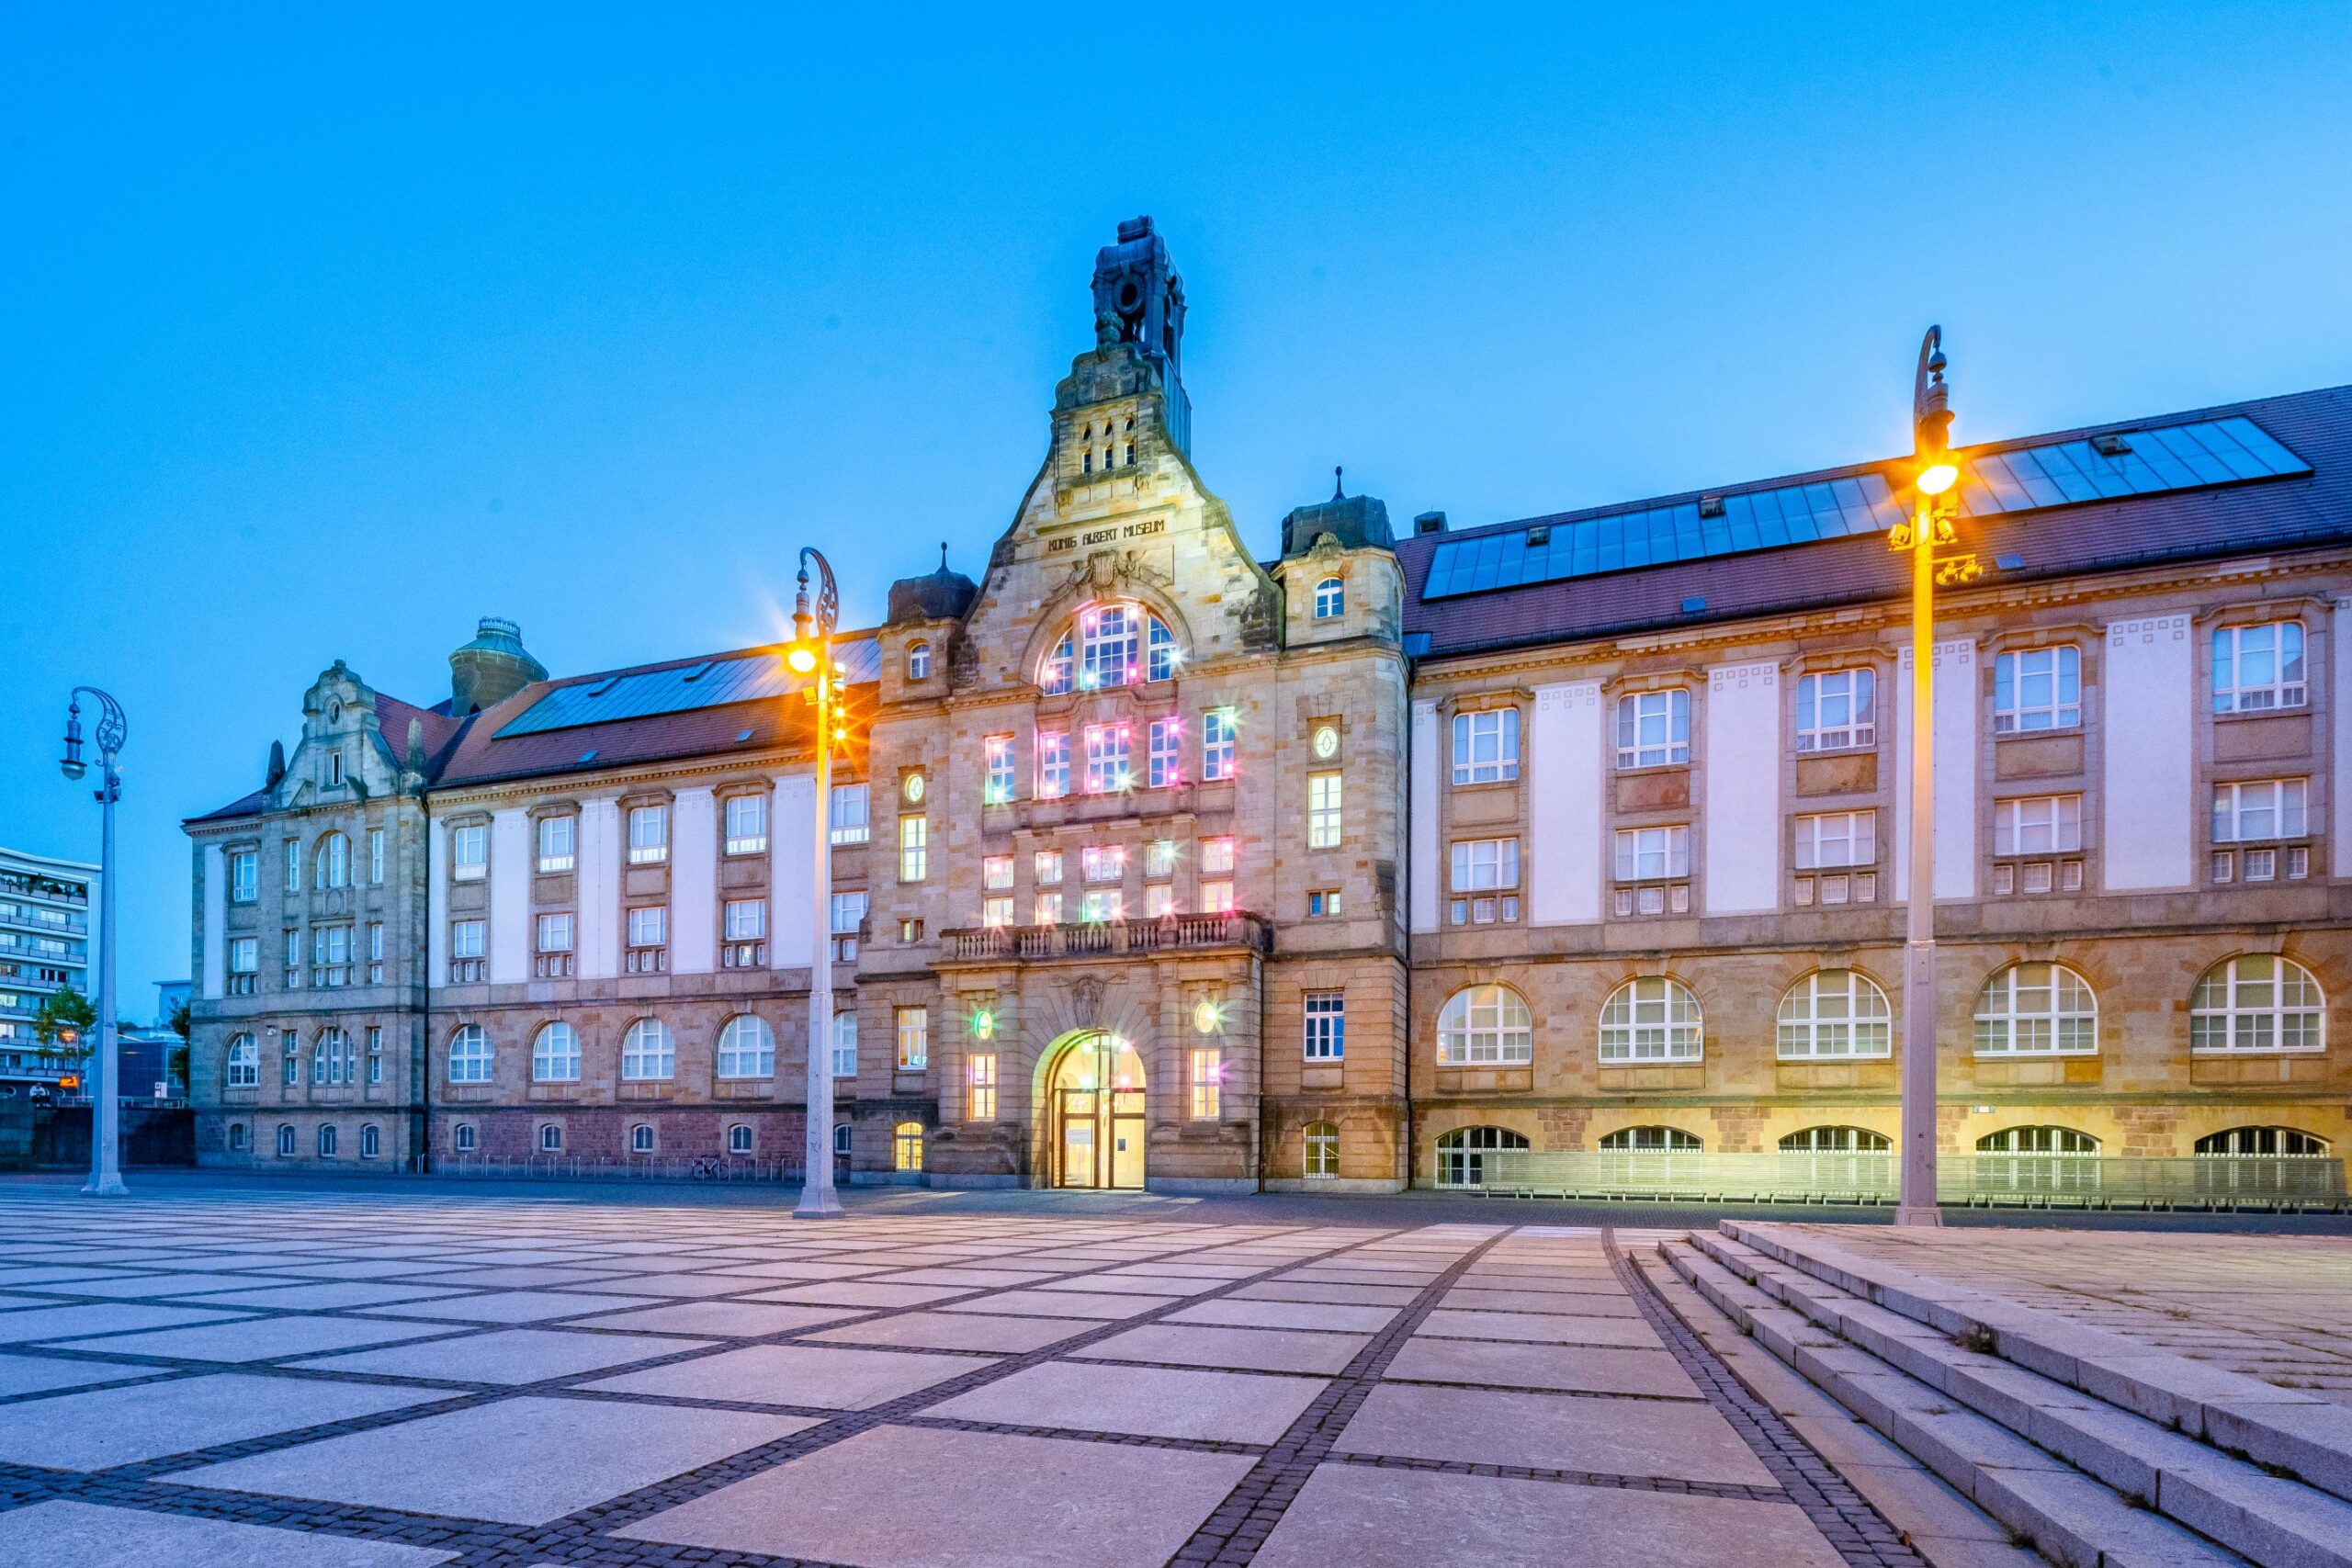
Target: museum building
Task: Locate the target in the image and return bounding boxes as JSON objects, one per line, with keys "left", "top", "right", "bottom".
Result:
{"left": 184, "top": 220, "right": 2352, "bottom": 1190}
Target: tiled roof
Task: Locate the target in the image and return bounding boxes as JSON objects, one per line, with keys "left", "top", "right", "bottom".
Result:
{"left": 1397, "top": 384, "right": 2352, "bottom": 660}
{"left": 373, "top": 694, "right": 468, "bottom": 773}
{"left": 185, "top": 788, "right": 269, "bottom": 825}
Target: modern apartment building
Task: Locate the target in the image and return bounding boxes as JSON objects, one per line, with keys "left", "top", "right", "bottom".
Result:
{"left": 185, "top": 220, "right": 2352, "bottom": 1187}
{"left": 0, "top": 846, "right": 99, "bottom": 1095}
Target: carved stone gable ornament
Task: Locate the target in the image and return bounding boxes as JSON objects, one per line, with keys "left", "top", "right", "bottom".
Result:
{"left": 1067, "top": 976, "right": 1106, "bottom": 1021}
{"left": 1238, "top": 582, "right": 1282, "bottom": 651}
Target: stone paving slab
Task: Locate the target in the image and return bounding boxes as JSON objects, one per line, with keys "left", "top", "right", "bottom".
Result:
{"left": 173, "top": 1394, "right": 814, "bottom": 1524}
{"left": 1336, "top": 1382, "right": 1774, "bottom": 1485}
{"left": 1417, "top": 1306, "right": 1664, "bottom": 1348}
{"left": 0, "top": 1301, "right": 254, "bottom": 1341}
{"left": 619, "top": 1422, "right": 1258, "bottom": 1567}
{"left": 355, "top": 1289, "right": 651, "bottom": 1323}
{"left": 1170, "top": 1297, "right": 1399, "bottom": 1332}
{"left": 0, "top": 1349, "right": 160, "bottom": 1397}
{"left": 803, "top": 1309, "right": 1095, "bottom": 1353}
{"left": 0, "top": 1499, "right": 458, "bottom": 1566}
{"left": 584, "top": 1341, "right": 993, "bottom": 1408}
{"left": 939, "top": 1287, "right": 1177, "bottom": 1318}
{"left": 55, "top": 1314, "right": 451, "bottom": 1363}
{"left": 0, "top": 1371, "right": 446, "bottom": 1469}
{"left": 1075, "top": 1322, "right": 1373, "bottom": 1374}
{"left": 1250, "top": 1461, "right": 1848, "bottom": 1567}
{"left": 929, "top": 1359, "right": 1328, "bottom": 1441}
{"left": 292, "top": 1326, "right": 710, "bottom": 1384}
{"left": 1385, "top": 1337, "right": 1703, "bottom": 1399}
{"left": 564, "top": 1299, "right": 862, "bottom": 1337}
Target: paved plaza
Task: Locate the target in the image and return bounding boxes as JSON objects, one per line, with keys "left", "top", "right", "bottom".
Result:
{"left": 0, "top": 1182, "right": 1951, "bottom": 1567}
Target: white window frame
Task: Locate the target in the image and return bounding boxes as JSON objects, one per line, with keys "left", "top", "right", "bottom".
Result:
{"left": 1079, "top": 605, "right": 1138, "bottom": 689}
{"left": 2212, "top": 620, "right": 2305, "bottom": 714}
{"left": 1436, "top": 985, "right": 1533, "bottom": 1066}
{"left": 1973, "top": 963, "right": 2098, "bottom": 1056}
{"left": 717, "top": 1013, "right": 775, "bottom": 1078}
{"left": 532, "top": 1021, "right": 582, "bottom": 1083}
{"left": 627, "top": 906, "right": 667, "bottom": 949}
{"left": 620, "top": 1018, "right": 675, "bottom": 1080}
{"left": 1307, "top": 772, "right": 1343, "bottom": 849}
{"left": 1598, "top": 976, "right": 1703, "bottom": 1063}
{"left": 1614, "top": 690, "right": 1689, "bottom": 770}
{"left": 537, "top": 814, "right": 576, "bottom": 873}
{"left": 831, "top": 1010, "right": 858, "bottom": 1077}
{"left": 1795, "top": 810, "right": 1877, "bottom": 870}
{"left": 1450, "top": 837, "right": 1521, "bottom": 892}
{"left": 896, "top": 1007, "right": 929, "bottom": 1071}
{"left": 1993, "top": 795, "right": 2082, "bottom": 856}
{"left": 537, "top": 911, "right": 574, "bottom": 953}
{"left": 829, "top": 782, "right": 870, "bottom": 844}
{"left": 225, "top": 1033, "right": 258, "bottom": 1088}
{"left": 1147, "top": 717, "right": 1182, "bottom": 789}
{"left": 1451, "top": 707, "right": 1521, "bottom": 785}
{"left": 2212, "top": 778, "right": 2308, "bottom": 843}
{"left": 2190, "top": 954, "right": 2325, "bottom": 1055}
{"left": 228, "top": 848, "right": 258, "bottom": 902}
{"left": 907, "top": 640, "right": 931, "bottom": 680}
{"left": 1083, "top": 723, "right": 1132, "bottom": 795}
{"left": 724, "top": 899, "right": 767, "bottom": 941}
{"left": 627, "top": 805, "right": 669, "bottom": 864}
{"left": 1613, "top": 825, "right": 1690, "bottom": 882}
{"left": 1036, "top": 730, "right": 1070, "bottom": 799}
{"left": 1775, "top": 970, "right": 1892, "bottom": 1060}
{"left": 451, "top": 823, "right": 488, "bottom": 880}
{"left": 1202, "top": 708, "right": 1237, "bottom": 782}
{"left": 983, "top": 734, "right": 1015, "bottom": 806}
{"left": 1313, "top": 576, "right": 1344, "bottom": 619}
{"left": 899, "top": 815, "right": 929, "bottom": 882}
{"left": 447, "top": 1023, "right": 492, "bottom": 1085}
{"left": 724, "top": 794, "right": 768, "bottom": 855}
{"left": 450, "top": 919, "right": 486, "bottom": 959}
{"left": 1795, "top": 667, "right": 1877, "bottom": 753}
{"left": 1304, "top": 991, "right": 1345, "bottom": 1060}
{"left": 1993, "top": 645, "right": 2081, "bottom": 733}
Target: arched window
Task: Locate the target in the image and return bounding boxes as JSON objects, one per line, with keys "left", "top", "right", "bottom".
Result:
{"left": 729, "top": 1123, "right": 754, "bottom": 1156}
{"left": 1599, "top": 977, "right": 1702, "bottom": 1063}
{"left": 717, "top": 1014, "right": 775, "bottom": 1079}
{"left": 447, "top": 1024, "right": 492, "bottom": 1085}
{"left": 228, "top": 1122, "right": 249, "bottom": 1152}
{"left": 1973, "top": 963, "right": 2097, "bottom": 1055}
{"left": 1313, "top": 577, "right": 1344, "bottom": 619}
{"left": 314, "top": 831, "right": 349, "bottom": 889}
{"left": 2195, "top": 1126, "right": 2329, "bottom": 1156}
{"left": 1147, "top": 615, "right": 1178, "bottom": 680}
{"left": 630, "top": 1122, "right": 655, "bottom": 1154}
{"left": 894, "top": 1121, "right": 924, "bottom": 1171}
{"left": 1436, "top": 985, "right": 1533, "bottom": 1065}
{"left": 1975, "top": 1126, "right": 2099, "bottom": 1154}
{"left": 1600, "top": 1125, "right": 1703, "bottom": 1152}
{"left": 620, "top": 1019, "right": 674, "bottom": 1081}
{"left": 359, "top": 1124, "right": 379, "bottom": 1159}
{"left": 1434, "top": 1125, "right": 1529, "bottom": 1188}
{"left": 834, "top": 1122, "right": 854, "bottom": 1158}
{"left": 907, "top": 641, "right": 932, "bottom": 680}
{"left": 1776, "top": 971, "right": 1891, "bottom": 1060}
{"left": 317, "top": 1125, "right": 337, "bottom": 1157}
{"left": 1037, "top": 604, "right": 1179, "bottom": 694}
{"left": 1780, "top": 1126, "right": 1891, "bottom": 1153}
{"left": 2190, "top": 955, "right": 2325, "bottom": 1054}
{"left": 1303, "top": 1121, "right": 1340, "bottom": 1179}
{"left": 276, "top": 1124, "right": 296, "bottom": 1156}
{"left": 532, "top": 1021, "right": 581, "bottom": 1083}
{"left": 539, "top": 1122, "right": 563, "bottom": 1153}
{"left": 453, "top": 1123, "right": 477, "bottom": 1153}
{"left": 225, "top": 1033, "right": 259, "bottom": 1089}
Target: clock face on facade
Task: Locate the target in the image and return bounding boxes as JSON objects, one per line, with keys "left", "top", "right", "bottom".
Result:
{"left": 1193, "top": 998, "right": 1221, "bottom": 1034}
{"left": 903, "top": 773, "right": 925, "bottom": 804}
{"left": 1312, "top": 725, "right": 1339, "bottom": 760}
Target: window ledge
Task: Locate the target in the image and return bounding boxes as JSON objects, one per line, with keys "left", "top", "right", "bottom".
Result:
{"left": 2188, "top": 1047, "right": 2325, "bottom": 1058}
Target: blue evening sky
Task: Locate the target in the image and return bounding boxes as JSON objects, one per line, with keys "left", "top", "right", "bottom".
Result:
{"left": 5, "top": 4, "right": 2349, "bottom": 1004}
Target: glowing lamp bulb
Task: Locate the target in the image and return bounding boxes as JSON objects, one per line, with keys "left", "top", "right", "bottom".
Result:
{"left": 1917, "top": 461, "right": 1960, "bottom": 497}
{"left": 785, "top": 644, "right": 819, "bottom": 674}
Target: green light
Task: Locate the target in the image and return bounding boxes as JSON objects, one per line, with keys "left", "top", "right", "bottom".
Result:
{"left": 972, "top": 1009, "right": 995, "bottom": 1041}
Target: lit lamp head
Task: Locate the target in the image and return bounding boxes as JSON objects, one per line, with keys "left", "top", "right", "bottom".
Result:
{"left": 784, "top": 558, "right": 821, "bottom": 674}
{"left": 1917, "top": 459, "right": 1960, "bottom": 497}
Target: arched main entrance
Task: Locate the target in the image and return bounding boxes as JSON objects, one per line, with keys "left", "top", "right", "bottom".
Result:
{"left": 1048, "top": 1032, "right": 1146, "bottom": 1190}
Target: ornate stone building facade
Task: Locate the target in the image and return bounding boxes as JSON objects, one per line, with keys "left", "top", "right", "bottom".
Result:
{"left": 187, "top": 220, "right": 2352, "bottom": 1188}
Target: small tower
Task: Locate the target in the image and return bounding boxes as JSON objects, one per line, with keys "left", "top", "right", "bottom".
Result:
{"left": 1090, "top": 217, "right": 1191, "bottom": 455}
{"left": 447, "top": 617, "right": 547, "bottom": 716}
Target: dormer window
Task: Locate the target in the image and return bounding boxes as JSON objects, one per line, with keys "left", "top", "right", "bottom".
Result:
{"left": 1038, "top": 604, "right": 1180, "bottom": 694}
{"left": 1313, "top": 577, "right": 1344, "bottom": 620}
{"left": 907, "top": 641, "right": 932, "bottom": 681}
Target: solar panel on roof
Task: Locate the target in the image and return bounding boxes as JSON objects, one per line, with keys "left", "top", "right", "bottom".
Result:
{"left": 1419, "top": 415, "right": 2310, "bottom": 601}
{"left": 494, "top": 637, "right": 883, "bottom": 739}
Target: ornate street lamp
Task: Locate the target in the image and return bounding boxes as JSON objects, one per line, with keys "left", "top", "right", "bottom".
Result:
{"left": 1891, "top": 329, "right": 1972, "bottom": 1226}
{"left": 784, "top": 549, "right": 847, "bottom": 1219}
{"left": 60, "top": 687, "right": 129, "bottom": 1197}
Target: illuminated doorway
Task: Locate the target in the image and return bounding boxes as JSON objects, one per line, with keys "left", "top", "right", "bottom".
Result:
{"left": 1049, "top": 1032, "right": 1145, "bottom": 1190}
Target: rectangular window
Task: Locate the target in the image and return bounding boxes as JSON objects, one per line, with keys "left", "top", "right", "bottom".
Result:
{"left": 1036, "top": 730, "right": 1070, "bottom": 798}
{"left": 1080, "top": 605, "right": 1136, "bottom": 688}
{"left": 1034, "top": 890, "right": 1064, "bottom": 925}
{"left": 1795, "top": 810, "right": 1878, "bottom": 869}
{"left": 1615, "top": 690, "right": 1690, "bottom": 769}
{"left": 229, "top": 936, "right": 258, "bottom": 975}
{"left": 1451, "top": 707, "right": 1521, "bottom": 784}
{"left": 229, "top": 849, "right": 258, "bottom": 902}
{"left": 982, "top": 854, "right": 1013, "bottom": 890}
{"left": 1795, "top": 668, "right": 1877, "bottom": 752}
{"left": 1200, "top": 836, "right": 1235, "bottom": 875}
{"left": 1307, "top": 773, "right": 1343, "bottom": 849}
{"left": 312, "top": 924, "right": 349, "bottom": 967}
{"left": 1189, "top": 1047, "right": 1222, "bottom": 1120}
{"left": 725, "top": 794, "right": 768, "bottom": 854}
{"left": 1035, "top": 849, "right": 1064, "bottom": 886}
{"left": 537, "top": 912, "right": 574, "bottom": 952}
{"left": 831, "top": 1010, "right": 858, "bottom": 1077}
{"left": 1199, "top": 881, "right": 1235, "bottom": 914}
{"left": 983, "top": 734, "right": 1015, "bottom": 805}
{"left": 627, "top": 806, "right": 668, "bottom": 864}
{"left": 449, "top": 823, "right": 488, "bottom": 880}
{"left": 1202, "top": 708, "right": 1237, "bottom": 782}
{"left": 451, "top": 919, "right": 485, "bottom": 958}
{"left": 327, "top": 750, "right": 344, "bottom": 786}
{"left": 367, "top": 1027, "right": 382, "bottom": 1084}
{"left": 1144, "top": 839, "right": 1176, "bottom": 877}
{"left": 1145, "top": 884, "right": 1176, "bottom": 918}
{"left": 1614, "top": 825, "right": 1690, "bottom": 881}
{"left": 830, "top": 889, "right": 867, "bottom": 961}
{"left": 365, "top": 920, "right": 384, "bottom": 983}
{"left": 2213, "top": 621, "right": 2306, "bottom": 714}
{"left": 1084, "top": 723, "right": 1132, "bottom": 794}
{"left": 982, "top": 896, "right": 1015, "bottom": 927}
{"left": 368, "top": 829, "right": 385, "bottom": 885}
{"left": 537, "top": 815, "right": 575, "bottom": 873}
{"left": 1307, "top": 888, "right": 1342, "bottom": 917}
{"left": 284, "top": 1044, "right": 300, "bottom": 1086}
{"left": 1080, "top": 887, "right": 1125, "bottom": 922}
{"left": 2213, "top": 778, "right": 2308, "bottom": 842}
{"left": 284, "top": 839, "right": 301, "bottom": 893}
{"left": 899, "top": 815, "right": 929, "bottom": 881}
{"left": 1451, "top": 838, "right": 1521, "bottom": 891}
{"left": 1304, "top": 991, "right": 1345, "bottom": 1060}
{"left": 967, "top": 1053, "right": 997, "bottom": 1121}
{"left": 830, "top": 782, "right": 870, "bottom": 844}
{"left": 1147, "top": 717, "right": 1182, "bottom": 788}
{"left": 1994, "top": 646, "right": 2081, "bottom": 732}
{"left": 1992, "top": 795, "right": 2082, "bottom": 856}
{"left": 725, "top": 898, "right": 766, "bottom": 940}
{"left": 896, "top": 1007, "right": 928, "bottom": 1071}
{"left": 1081, "top": 844, "right": 1125, "bottom": 883}
{"left": 628, "top": 906, "right": 667, "bottom": 947}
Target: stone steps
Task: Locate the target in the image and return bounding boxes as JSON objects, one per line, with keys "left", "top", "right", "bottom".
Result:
{"left": 1672, "top": 1228, "right": 2352, "bottom": 1568}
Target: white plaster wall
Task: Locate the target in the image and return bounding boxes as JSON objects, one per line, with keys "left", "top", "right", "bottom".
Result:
{"left": 1529, "top": 682, "right": 1604, "bottom": 924}
{"left": 772, "top": 773, "right": 816, "bottom": 968}
{"left": 426, "top": 818, "right": 449, "bottom": 985}
{"left": 1409, "top": 700, "right": 1440, "bottom": 932}
{"left": 2334, "top": 598, "right": 2351, "bottom": 862}
{"left": 199, "top": 844, "right": 225, "bottom": 999}
{"left": 671, "top": 787, "right": 716, "bottom": 974}
{"left": 488, "top": 808, "right": 530, "bottom": 985}
{"left": 1893, "top": 638, "right": 1979, "bottom": 901}
{"left": 2103, "top": 614, "right": 2195, "bottom": 891}
{"left": 578, "top": 799, "right": 621, "bottom": 979}
{"left": 1702, "top": 662, "right": 1781, "bottom": 913}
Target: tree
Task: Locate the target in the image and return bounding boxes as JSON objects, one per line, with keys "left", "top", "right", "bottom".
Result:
{"left": 167, "top": 996, "right": 192, "bottom": 1093}
{"left": 31, "top": 986, "right": 96, "bottom": 1072}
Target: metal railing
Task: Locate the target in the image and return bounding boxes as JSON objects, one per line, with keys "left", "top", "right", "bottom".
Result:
{"left": 437, "top": 1154, "right": 805, "bottom": 1183}
{"left": 1464, "top": 1152, "right": 2349, "bottom": 1211}
{"left": 943, "top": 911, "right": 1272, "bottom": 963}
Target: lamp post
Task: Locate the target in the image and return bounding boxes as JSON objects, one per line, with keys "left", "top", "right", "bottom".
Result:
{"left": 60, "top": 687, "right": 129, "bottom": 1197}
{"left": 786, "top": 549, "right": 846, "bottom": 1219}
{"left": 1893, "top": 329, "right": 1970, "bottom": 1227}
